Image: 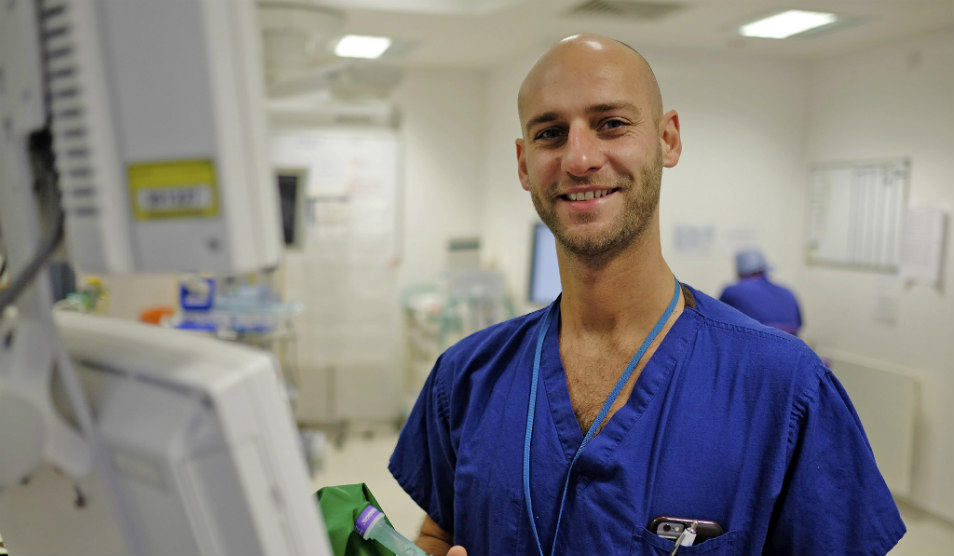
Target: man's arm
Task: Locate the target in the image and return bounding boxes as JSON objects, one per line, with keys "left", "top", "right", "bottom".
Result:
{"left": 416, "top": 514, "right": 467, "bottom": 556}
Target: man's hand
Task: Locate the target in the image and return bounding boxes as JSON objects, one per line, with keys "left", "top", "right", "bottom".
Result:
{"left": 416, "top": 514, "right": 466, "bottom": 556}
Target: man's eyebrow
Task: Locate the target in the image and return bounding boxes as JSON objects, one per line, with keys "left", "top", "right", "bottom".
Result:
{"left": 524, "top": 103, "right": 642, "bottom": 134}
{"left": 524, "top": 112, "right": 559, "bottom": 134}
{"left": 589, "top": 102, "right": 641, "bottom": 116}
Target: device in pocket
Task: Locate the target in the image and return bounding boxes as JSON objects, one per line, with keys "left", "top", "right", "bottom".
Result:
{"left": 649, "top": 516, "right": 724, "bottom": 545}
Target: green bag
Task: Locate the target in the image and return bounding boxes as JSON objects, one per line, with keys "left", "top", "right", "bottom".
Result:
{"left": 315, "top": 483, "right": 400, "bottom": 556}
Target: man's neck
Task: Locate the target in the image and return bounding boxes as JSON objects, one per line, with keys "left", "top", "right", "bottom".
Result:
{"left": 555, "top": 236, "right": 684, "bottom": 434}
{"left": 557, "top": 238, "right": 680, "bottom": 341}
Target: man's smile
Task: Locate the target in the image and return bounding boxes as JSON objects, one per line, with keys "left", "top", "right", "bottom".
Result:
{"left": 560, "top": 188, "right": 619, "bottom": 202}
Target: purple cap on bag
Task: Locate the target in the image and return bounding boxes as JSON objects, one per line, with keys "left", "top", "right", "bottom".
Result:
{"left": 355, "top": 505, "right": 383, "bottom": 537}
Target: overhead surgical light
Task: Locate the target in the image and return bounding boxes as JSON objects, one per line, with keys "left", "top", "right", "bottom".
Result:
{"left": 739, "top": 10, "right": 838, "bottom": 39}
{"left": 334, "top": 34, "right": 392, "bottom": 59}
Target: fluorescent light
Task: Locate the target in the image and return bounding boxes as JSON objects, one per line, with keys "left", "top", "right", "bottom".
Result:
{"left": 740, "top": 10, "right": 837, "bottom": 39}
{"left": 334, "top": 35, "right": 392, "bottom": 59}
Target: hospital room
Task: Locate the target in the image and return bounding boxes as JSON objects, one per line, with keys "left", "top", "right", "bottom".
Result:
{"left": 0, "top": 0, "right": 951, "bottom": 555}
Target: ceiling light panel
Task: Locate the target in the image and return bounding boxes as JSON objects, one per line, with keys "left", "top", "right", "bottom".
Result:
{"left": 334, "top": 35, "right": 392, "bottom": 59}
{"left": 740, "top": 10, "right": 838, "bottom": 39}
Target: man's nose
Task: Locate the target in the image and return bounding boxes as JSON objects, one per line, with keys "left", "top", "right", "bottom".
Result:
{"left": 562, "top": 126, "right": 605, "bottom": 177}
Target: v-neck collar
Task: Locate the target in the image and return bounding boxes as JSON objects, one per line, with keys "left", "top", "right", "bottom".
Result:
{"left": 538, "top": 295, "right": 699, "bottom": 465}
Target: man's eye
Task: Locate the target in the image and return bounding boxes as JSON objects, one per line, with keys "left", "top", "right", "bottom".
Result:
{"left": 601, "top": 119, "right": 628, "bottom": 130}
{"left": 534, "top": 128, "right": 564, "bottom": 141}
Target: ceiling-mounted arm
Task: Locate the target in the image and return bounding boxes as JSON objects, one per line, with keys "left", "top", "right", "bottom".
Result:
{"left": 0, "top": 0, "right": 94, "bottom": 486}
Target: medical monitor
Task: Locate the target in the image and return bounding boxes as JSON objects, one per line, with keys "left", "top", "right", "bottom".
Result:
{"left": 0, "top": 0, "right": 331, "bottom": 553}
{"left": 0, "top": 311, "right": 331, "bottom": 555}
{"left": 47, "top": 0, "right": 281, "bottom": 274}
{"left": 277, "top": 171, "right": 307, "bottom": 249}
{"left": 528, "top": 222, "right": 561, "bottom": 306}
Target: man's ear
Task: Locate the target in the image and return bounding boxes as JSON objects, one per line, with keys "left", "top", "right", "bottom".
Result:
{"left": 516, "top": 138, "right": 531, "bottom": 191}
{"left": 660, "top": 110, "right": 682, "bottom": 168}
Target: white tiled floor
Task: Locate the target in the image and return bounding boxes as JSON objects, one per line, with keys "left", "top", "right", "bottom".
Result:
{"left": 311, "top": 425, "right": 426, "bottom": 539}
{"left": 888, "top": 501, "right": 954, "bottom": 556}
{"left": 313, "top": 427, "right": 954, "bottom": 556}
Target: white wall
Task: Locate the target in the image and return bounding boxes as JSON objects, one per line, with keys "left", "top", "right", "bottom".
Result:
{"left": 800, "top": 29, "right": 954, "bottom": 520}
{"left": 478, "top": 49, "right": 542, "bottom": 304}
{"left": 649, "top": 49, "right": 810, "bottom": 296}
{"left": 391, "top": 68, "right": 489, "bottom": 291}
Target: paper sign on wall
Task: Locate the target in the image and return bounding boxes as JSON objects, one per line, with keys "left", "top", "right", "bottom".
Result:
{"left": 900, "top": 205, "right": 947, "bottom": 287}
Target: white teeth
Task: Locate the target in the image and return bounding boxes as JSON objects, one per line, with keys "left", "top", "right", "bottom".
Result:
{"left": 568, "top": 189, "right": 611, "bottom": 201}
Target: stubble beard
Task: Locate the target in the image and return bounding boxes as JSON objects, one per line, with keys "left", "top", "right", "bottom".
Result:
{"left": 530, "top": 149, "right": 663, "bottom": 263}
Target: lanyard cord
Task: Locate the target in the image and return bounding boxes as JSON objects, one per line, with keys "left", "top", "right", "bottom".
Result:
{"left": 523, "top": 277, "right": 681, "bottom": 556}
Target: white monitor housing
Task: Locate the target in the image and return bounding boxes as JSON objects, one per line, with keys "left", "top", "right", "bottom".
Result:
{"left": 48, "top": 0, "right": 281, "bottom": 274}
{"left": 0, "top": 311, "right": 331, "bottom": 555}
{"left": 0, "top": 0, "right": 330, "bottom": 554}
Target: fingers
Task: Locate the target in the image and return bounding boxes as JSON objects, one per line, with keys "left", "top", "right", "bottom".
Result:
{"left": 446, "top": 545, "right": 468, "bottom": 556}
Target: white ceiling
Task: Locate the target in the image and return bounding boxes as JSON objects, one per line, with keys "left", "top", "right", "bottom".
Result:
{"left": 261, "top": 0, "right": 954, "bottom": 72}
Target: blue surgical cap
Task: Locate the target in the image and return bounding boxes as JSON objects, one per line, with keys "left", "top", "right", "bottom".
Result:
{"left": 736, "top": 249, "right": 768, "bottom": 276}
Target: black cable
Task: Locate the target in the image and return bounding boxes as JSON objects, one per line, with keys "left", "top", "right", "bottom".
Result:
{"left": 0, "top": 128, "right": 65, "bottom": 315}
{"left": 0, "top": 1, "right": 65, "bottom": 315}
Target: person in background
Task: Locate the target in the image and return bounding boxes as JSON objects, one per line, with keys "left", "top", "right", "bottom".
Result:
{"left": 389, "top": 33, "right": 904, "bottom": 556}
{"left": 719, "top": 249, "right": 802, "bottom": 335}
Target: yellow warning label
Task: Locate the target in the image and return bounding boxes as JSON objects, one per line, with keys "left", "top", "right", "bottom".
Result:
{"left": 128, "top": 159, "right": 219, "bottom": 220}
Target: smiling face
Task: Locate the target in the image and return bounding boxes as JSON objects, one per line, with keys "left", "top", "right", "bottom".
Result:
{"left": 516, "top": 35, "right": 681, "bottom": 261}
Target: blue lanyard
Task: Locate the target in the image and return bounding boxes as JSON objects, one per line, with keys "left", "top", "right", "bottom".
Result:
{"left": 522, "top": 277, "right": 681, "bottom": 556}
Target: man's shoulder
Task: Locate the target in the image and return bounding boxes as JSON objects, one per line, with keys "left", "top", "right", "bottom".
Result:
{"left": 440, "top": 306, "right": 548, "bottom": 364}
{"left": 682, "top": 285, "right": 829, "bottom": 404}
{"left": 686, "top": 284, "right": 817, "bottom": 359}
{"left": 424, "top": 307, "right": 550, "bottom": 409}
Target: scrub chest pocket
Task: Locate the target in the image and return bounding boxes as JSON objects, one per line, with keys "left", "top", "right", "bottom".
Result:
{"left": 632, "top": 526, "right": 740, "bottom": 555}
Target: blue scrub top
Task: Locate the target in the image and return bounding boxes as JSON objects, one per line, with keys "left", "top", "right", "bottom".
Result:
{"left": 389, "top": 284, "right": 904, "bottom": 556}
{"left": 719, "top": 275, "right": 802, "bottom": 335}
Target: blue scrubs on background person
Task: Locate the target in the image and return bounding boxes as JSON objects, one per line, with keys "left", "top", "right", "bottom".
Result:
{"left": 389, "top": 284, "right": 905, "bottom": 556}
{"left": 719, "top": 249, "right": 802, "bottom": 335}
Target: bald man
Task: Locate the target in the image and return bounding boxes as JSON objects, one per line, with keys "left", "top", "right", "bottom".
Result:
{"left": 389, "top": 34, "right": 904, "bottom": 556}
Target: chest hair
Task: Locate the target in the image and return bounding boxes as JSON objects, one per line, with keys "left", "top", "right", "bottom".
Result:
{"left": 559, "top": 288, "right": 688, "bottom": 434}
{"left": 561, "top": 340, "right": 653, "bottom": 434}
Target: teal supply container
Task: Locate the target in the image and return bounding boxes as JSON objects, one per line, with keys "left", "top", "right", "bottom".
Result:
{"left": 355, "top": 505, "right": 428, "bottom": 556}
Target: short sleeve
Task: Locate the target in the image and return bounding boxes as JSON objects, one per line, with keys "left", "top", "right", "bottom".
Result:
{"left": 388, "top": 354, "right": 457, "bottom": 533}
{"left": 764, "top": 366, "right": 906, "bottom": 556}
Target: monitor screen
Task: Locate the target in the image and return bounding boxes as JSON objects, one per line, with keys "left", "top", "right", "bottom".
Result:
{"left": 528, "top": 222, "right": 561, "bottom": 306}
{"left": 0, "top": 311, "right": 331, "bottom": 555}
{"left": 277, "top": 173, "right": 302, "bottom": 248}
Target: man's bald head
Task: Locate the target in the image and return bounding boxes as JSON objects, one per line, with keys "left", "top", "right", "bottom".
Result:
{"left": 517, "top": 34, "right": 663, "bottom": 130}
